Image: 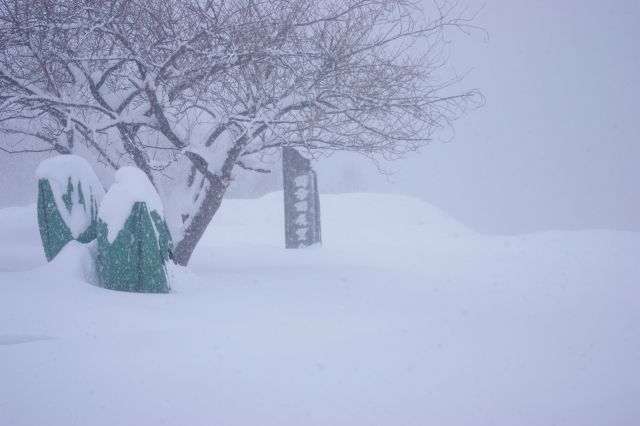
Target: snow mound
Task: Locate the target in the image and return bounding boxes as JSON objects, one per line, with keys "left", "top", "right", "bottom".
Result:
{"left": 321, "top": 192, "right": 471, "bottom": 245}
{"left": 202, "top": 192, "right": 472, "bottom": 248}
{"left": 44, "top": 240, "right": 98, "bottom": 285}
{"left": 98, "top": 167, "right": 164, "bottom": 243}
{"left": 0, "top": 205, "right": 43, "bottom": 271}
{"left": 35, "top": 155, "right": 105, "bottom": 238}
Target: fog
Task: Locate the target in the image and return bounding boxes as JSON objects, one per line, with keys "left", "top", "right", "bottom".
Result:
{"left": 316, "top": 0, "right": 640, "bottom": 234}
{"left": 2, "top": 3, "right": 639, "bottom": 422}
{"left": 2, "top": 0, "right": 638, "bottom": 234}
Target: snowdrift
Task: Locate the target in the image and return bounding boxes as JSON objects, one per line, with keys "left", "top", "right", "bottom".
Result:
{"left": 1, "top": 192, "right": 639, "bottom": 426}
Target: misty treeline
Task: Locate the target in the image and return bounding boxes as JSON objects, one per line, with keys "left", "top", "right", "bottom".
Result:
{"left": 0, "top": 0, "right": 480, "bottom": 265}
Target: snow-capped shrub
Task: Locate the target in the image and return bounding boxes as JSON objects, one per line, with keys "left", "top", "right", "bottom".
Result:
{"left": 96, "top": 167, "right": 172, "bottom": 293}
{"left": 36, "top": 155, "right": 105, "bottom": 261}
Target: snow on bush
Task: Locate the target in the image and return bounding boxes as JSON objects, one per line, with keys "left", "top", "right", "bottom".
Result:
{"left": 36, "top": 154, "right": 105, "bottom": 239}
{"left": 98, "top": 167, "right": 164, "bottom": 243}
{"left": 96, "top": 166, "right": 171, "bottom": 293}
{"left": 36, "top": 155, "right": 105, "bottom": 261}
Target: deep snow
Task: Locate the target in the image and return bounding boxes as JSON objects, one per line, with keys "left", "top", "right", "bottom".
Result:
{"left": 1, "top": 192, "right": 639, "bottom": 426}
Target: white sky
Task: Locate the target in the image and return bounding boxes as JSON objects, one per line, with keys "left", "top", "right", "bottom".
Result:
{"left": 316, "top": 0, "right": 640, "bottom": 233}
{"left": 1, "top": 0, "right": 638, "bottom": 234}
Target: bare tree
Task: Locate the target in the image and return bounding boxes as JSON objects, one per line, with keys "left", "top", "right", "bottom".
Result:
{"left": 0, "top": 0, "right": 482, "bottom": 265}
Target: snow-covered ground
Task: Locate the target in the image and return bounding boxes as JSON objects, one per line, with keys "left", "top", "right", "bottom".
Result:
{"left": 1, "top": 192, "right": 639, "bottom": 425}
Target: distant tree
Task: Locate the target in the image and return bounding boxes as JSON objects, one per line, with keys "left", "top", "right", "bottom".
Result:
{"left": 0, "top": 0, "right": 482, "bottom": 265}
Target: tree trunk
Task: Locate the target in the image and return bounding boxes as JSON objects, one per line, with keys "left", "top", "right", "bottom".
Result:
{"left": 173, "top": 175, "right": 227, "bottom": 266}
{"left": 172, "top": 135, "right": 245, "bottom": 266}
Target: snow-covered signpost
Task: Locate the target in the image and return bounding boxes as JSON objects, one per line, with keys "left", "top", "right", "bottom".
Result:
{"left": 283, "top": 148, "right": 321, "bottom": 249}
{"left": 36, "top": 155, "right": 105, "bottom": 261}
{"left": 96, "top": 167, "right": 172, "bottom": 293}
